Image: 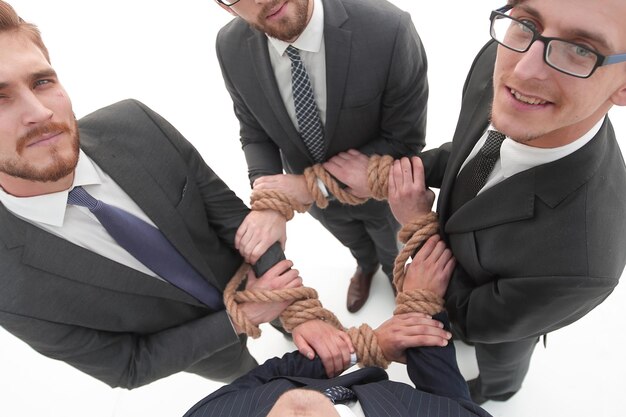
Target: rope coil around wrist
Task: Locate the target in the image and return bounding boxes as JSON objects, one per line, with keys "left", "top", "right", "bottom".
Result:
{"left": 249, "top": 154, "right": 395, "bottom": 218}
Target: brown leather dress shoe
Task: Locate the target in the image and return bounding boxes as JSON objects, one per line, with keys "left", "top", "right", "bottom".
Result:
{"left": 346, "top": 266, "right": 376, "bottom": 313}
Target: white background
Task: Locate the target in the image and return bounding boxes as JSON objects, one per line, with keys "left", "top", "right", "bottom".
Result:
{"left": 2, "top": 1, "right": 625, "bottom": 416}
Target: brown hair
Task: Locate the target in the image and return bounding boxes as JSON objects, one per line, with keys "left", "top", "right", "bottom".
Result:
{"left": 0, "top": 1, "right": 50, "bottom": 62}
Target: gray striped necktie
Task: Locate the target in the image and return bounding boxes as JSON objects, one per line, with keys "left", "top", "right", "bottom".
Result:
{"left": 285, "top": 45, "right": 325, "bottom": 162}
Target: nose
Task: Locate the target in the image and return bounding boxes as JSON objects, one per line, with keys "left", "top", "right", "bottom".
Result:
{"left": 512, "top": 40, "right": 551, "bottom": 81}
{"left": 20, "top": 90, "right": 53, "bottom": 125}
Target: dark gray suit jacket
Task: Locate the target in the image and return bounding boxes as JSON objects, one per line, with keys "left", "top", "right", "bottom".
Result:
{"left": 424, "top": 41, "right": 626, "bottom": 344}
{"left": 184, "top": 314, "right": 492, "bottom": 417}
{"left": 216, "top": 0, "right": 428, "bottom": 182}
{"left": 0, "top": 100, "right": 258, "bottom": 389}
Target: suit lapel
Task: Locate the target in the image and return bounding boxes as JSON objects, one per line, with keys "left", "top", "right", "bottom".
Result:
{"left": 438, "top": 84, "right": 492, "bottom": 225}
{"left": 322, "top": 0, "right": 350, "bottom": 152}
{"left": 0, "top": 205, "right": 198, "bottom": 308}
{"left": 80, "top": 131, "right": 218, "bottom": 289}
{"left": 247, "top": 32, "right": 310, "bottom": 158}
{"left": 354, "top": 383, "right": 410, "bottom": 417}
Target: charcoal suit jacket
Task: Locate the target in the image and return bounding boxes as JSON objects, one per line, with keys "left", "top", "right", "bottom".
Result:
{"left": 216, "top": 0, "right": 428, "bottom": 182}
{"left": 0, "top": 99, "right": 270, "bottom": 388}
{"left": 422, "top": 41, "right": 626, "bottom": 344}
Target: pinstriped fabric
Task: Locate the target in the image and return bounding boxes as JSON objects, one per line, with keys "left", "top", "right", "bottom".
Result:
{"left": 185, "top": 374, "right": 491, "bottom": 417}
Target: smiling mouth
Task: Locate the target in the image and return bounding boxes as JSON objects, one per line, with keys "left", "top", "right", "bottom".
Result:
{"left": 510, "top": 88, "right": 549, "bottom": 105}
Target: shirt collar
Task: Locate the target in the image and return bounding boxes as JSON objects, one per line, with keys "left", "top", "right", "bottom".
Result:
{"left": 497, "top": 117, "right": 605, "bottom": 179}
{"left": 267, "top": 0, "right": 324, "bottom": 56}
{"left": 0, "top": 150, "right": 103, "bottom": 227}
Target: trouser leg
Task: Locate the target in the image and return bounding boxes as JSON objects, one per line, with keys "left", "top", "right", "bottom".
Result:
{"left": 474, "top": 337, "right": 539, "bottom": 398}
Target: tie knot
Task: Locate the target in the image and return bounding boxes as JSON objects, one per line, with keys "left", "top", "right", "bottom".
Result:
{"left": 67, "top": 186, "right": 99, "bottom": 211}
{"left": 285, "top": 45, "right": 302, "bottom": 62}
{"left": 323, "top": 386, "right": 356, "bottom": 404}
{"left": 480, "top": 130, "right": 506, "bottom": 158}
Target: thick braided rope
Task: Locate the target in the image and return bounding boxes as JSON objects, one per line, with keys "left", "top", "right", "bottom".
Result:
{"left": 222, "top": 267, "right": 389, "bottom": 366}
{"left": 392, "top": 212, "right": 439, "bottom": 292}
{"left": 367, "top": 154, "right": 394, "bottom": 200}
{"left": 394, "top": 289, "right": 444, "bottom": 316}
{"left": 304, "top": 164, "right": 368, "bottom": 206}
{"left": 250, "top": 189, "right": 310, "bottom": 220}
{"left": 249, "top": 154, "right": 395, "bottom": 218}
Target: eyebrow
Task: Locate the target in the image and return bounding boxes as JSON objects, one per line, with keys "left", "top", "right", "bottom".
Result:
{"left": 29, "top": 68, "right": 58, "bottom": 82}
{"left": 516, "top": 4, "right": 614, "bottom": 52}
{"left": 0, "top": 68, "right": 58, "bottom": 91}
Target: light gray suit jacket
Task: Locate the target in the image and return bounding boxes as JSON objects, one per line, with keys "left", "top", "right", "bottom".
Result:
{"left": 216, "top": 0, "right": 428, "bottom": 182}
{"left": 0, "top": 100, "right": 256, "bottom": 389}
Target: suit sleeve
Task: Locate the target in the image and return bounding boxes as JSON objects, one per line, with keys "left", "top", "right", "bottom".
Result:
{"left": 183, "top": 351, "right": 325, "bottom": 415}
{"left": 356, "top": 12, "right": 428, "bottom": 158}
{"left": 446, "top": 271, "right": 617, "bottom": 343}
{"left": 0, "top": 308, "right": 241, "bottom": 389}
{"left": 216, "top": 32, "right": 284, "bottom": 184}
{"left": 405, "top": 312, "right": 471, "bottom": 401}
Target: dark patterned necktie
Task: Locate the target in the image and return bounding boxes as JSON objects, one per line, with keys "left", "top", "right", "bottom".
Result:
{"left": 67, "top": 186, "right": 223, "bottom": 310}
{"left": 450, "top": 130, "right": 506, "bottom": 213}
{"left": 323, "top": 385, "right": 357, "bottom": 404}
{"left": 285, "top": 45, "right": 325, "bottom": 162}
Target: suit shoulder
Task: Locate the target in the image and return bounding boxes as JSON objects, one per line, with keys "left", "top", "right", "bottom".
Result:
{"left": 462, "top": 40, "right": 497, "bottom": 96}
{"left": 340, "top": 0, "right": 405, "bottom": 18}
{"left": 78, "top": 99, "right": 153, "bottom": 128}
{"left": 217, "top": 17, "right": 254, "bottom": 46}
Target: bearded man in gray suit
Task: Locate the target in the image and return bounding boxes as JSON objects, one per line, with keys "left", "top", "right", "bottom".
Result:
{"left": 215, "top": 0, "right": 428, "bottom": 313}
{"left": 0, "top": 0, "right": 355, "bottom": 389}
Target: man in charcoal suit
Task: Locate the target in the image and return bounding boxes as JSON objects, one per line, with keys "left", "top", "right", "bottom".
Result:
{"left": 371, "top": 0, "right": 626, "bottom": 404}
{"left": 0, "top": 0, "right": 351, "bottom": 389}
{"left": 215, "top": 0, "right": 428, "bottom": 312}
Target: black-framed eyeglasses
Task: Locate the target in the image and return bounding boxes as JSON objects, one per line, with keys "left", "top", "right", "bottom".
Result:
{"left": 490, "top": 5, "right": 626, "bottom": 78}
{"left": 216, "top": 0, "right": 242, "bottom": 6}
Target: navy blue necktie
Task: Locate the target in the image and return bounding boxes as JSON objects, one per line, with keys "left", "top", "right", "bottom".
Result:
{"left": 67, "top": 186, "right": 223, "bottom": 310}
{"left": 323, "top": 385, "right": 357, "bottom": 404}
{"left": 286, "top": 45, "right": 326, "bottom": 162}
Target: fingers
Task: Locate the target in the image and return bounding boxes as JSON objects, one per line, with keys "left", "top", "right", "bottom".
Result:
{"left": 293, "top": 332, "right": 315, "bottom": 360}
{"left": 318, "top": 333, "right": 352, "bottom": 378}
{"left": 410, "top": 156, "right": 425, "bottom": 186}
{"left": 388, "top": 313, "right": 453, "bottom": 347}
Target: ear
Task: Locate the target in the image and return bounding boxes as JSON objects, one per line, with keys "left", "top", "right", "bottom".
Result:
{"left": 610, "top": 82, "right": 626, "bottom": 106}
{"left": 215, "top": 0, "right": 238, "bottom": 16}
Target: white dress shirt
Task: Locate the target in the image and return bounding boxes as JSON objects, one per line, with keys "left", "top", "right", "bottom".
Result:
{"left": 460, "top": 117, "right": 605, "bottom": 195}
{"left": 0, "top": 150, "right": 160, "bottom": 278}
{"left": 267, "top": 0, "right": 327, "bottom": 126}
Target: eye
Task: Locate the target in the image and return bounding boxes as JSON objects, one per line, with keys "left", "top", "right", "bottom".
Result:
{"left": 574, "top": 45, "right": 592, "bottom": 57}
{"left": 518, "top": 19, "right": 538, "bottom": 34}
{"left": 33, "top": 79, "right": 54, "bottom": 88}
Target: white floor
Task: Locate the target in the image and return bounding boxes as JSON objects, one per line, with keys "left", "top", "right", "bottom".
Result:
{"left": 2, "top": 1, "right": 625, "bottom": 416}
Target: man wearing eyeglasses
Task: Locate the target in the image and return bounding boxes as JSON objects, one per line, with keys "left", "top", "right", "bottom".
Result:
{"left": 214, "top": 0, "right": 428, "bottom": 313}
{"left": 379, "top": 0, "right": 626, "bottom": 405}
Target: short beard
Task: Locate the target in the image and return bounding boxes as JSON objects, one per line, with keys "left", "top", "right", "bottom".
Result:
{"left": 489, "top": 107, "right": 538, "bottom": 145}
{"left": 0, "top": 119, "right": 80, "bottom": 183}
{"left": 251, "top": 0, "right": 309, "bottom": 42}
